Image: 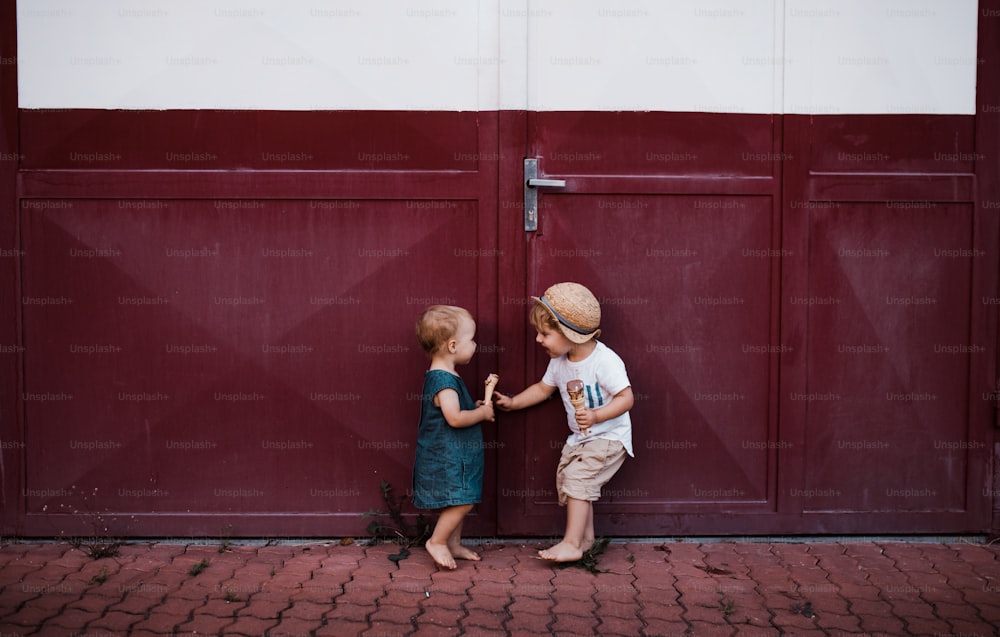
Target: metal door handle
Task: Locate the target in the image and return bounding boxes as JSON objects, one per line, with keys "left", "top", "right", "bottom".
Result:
{"left": 524, "top": 158, "right": 566, "bottom": 231}
{"left": 527, "top": 178, "right": 567, "bottom": 188}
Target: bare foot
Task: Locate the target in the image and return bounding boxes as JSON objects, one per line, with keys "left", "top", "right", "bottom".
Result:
{"left": 448, "top": 543, "right": 481, "bottom": 562}
{"left": 425, "top": 540, "right": 456, "bottom": 569}
{"left": 538, "top": 541, "right": 584, "bottom": 563}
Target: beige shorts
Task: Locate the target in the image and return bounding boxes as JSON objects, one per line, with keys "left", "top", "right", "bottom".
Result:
{"left": 555, "top": 438, "right": 627, "bottom": 505}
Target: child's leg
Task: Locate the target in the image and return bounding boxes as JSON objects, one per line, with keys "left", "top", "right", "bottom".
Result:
{"left": 581, "top": 500, "right": 595, "bottom": 553}
{"left": 426, "top": 504, "right": 473, "bottom": 569}
{"left": 538, "top": 497, "right": 591, "bottom": 562}
{"left": 445, "top": 517, "right": 481, "bottom": 562}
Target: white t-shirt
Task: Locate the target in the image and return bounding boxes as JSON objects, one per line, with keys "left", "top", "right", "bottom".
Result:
{"left": 542, "top": 340, "right": 634, "bottom": 456}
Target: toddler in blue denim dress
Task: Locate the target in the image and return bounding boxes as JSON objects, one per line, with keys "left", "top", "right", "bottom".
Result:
{"left": 412, "top": 305, "right": 495, "bottom": 569}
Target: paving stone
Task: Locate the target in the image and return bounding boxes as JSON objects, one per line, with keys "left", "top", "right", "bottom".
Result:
{"left": 732, "top": 626, "right": 781, "bottom": 637}
{"left": 594, "top": 614, "right": 643, "bottom": 636}
{"left": 548, "top": 611, "right": 599, "bottom": 634}
{"left": 638, "top": 617, "right": 689, "bottom": 636}
{"left": 551, "top": 595, "right": 597, "bottom": 618}
{"left": 504, "top": 609, "right": 552, "bottom": 634}
{"left": 1, "top": 604, "right": 62, "bottom": 629}
{"left": 294, "top": 581, "right": 343, "bottom": 602}
{"left": 638, "top": 600, "right": 685, "bottom": 622}
{"left": 902, "top": 616, "right": 958, "bottom": 635}
{"left": 419, "top": 591, "right": 466, "bottom": 611}
{"left": 799, "top": 592, "right": 850, "bottom": 615}
{"left": 314, "top": 618, "right": 369, "bottom": 636}
{"left": 283, "top": 599, "right": 331, "bottom": 621}
{"left": 327, "top": 600, "right": 375, "bottom": 623}
{"left": 455, "top": 625, "right": 507, "bottom": 637}
{"left": 770, "top": 607, "right": 820, "bottom": 631}
{"left": 833, "top": 582, "right": 882, "bottom": 600}
{"left": 682, "top": 603, "right": 730, "bottom": 624}
{"left": 677, "top": 589, "right": 723, "bottom": 608}
{"left": 685, "top": 620, "right": 742, "bottom": 636}
{"left": 413, "top": 605, "right": 463, "bottom": 628}
{"left": 37, "top": 608, "right": 105, "bottom": 633}
{"left": 129, "top": 610, "right": 188, "bottom": 634}
{"left": 507, "top": 595, "right": 554, "bottom": 617}
{"left": 812, "top": 610, "right": 861, "bottom": 633}
{"left": 61, "top": 593, "right": 117, "bottom": 615}
{"left": 224, "top": 613, "right": 281, "bottom": 635}
{"left": 932, "top": 600, "right": 988, "bottom": 622}
{"left": 460, "top": 607, "right": 510, "bottom": 630}
{"left": 336, "top": 589, "right": 384, "bottom": 607}
{"left": 369, "top": 600, "right": 420, "bottom": 625}
{"left": 886, "top": 598, "right": 938, "bottom": 619}
{"left": 240, "top": 596, "right": 290, "bottom": 619}
{"left": 176, "top": 611, "right": 236, "bottom": 634}
{"left": 408, "top": 624, "right": 463, "bottom": 637}
{"left": 857, "top": 611, "right": 907, "bottom": 635}
{"left": 463, "top": 590, "right": 511, "bottom": 613}
{"left": 269, "top": 616, "right": 325, "bottom": 637}
{"left": 198, "top": 596, "right": 247, "bottom": 618}
{"left": 976, "top": 601, "right": 1000, "bottom": 623}
{"left": 593, "top": 599, "right": 638, "bottom": 620}
{"left": 153, "top": 595, "right": 203, "bottom": 618}
{"left": 84, "top": 609, "right": 144, "bottom": 633}
{"left": 947, "top": 618, "right": 999, "bottom": 636}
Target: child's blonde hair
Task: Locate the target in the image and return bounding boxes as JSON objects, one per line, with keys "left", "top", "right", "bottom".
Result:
{"left": 416, "top": 305, "right": 473, "bottom": 355}
{"left": 529, "top": 301, "right": 560, "bottom": 333}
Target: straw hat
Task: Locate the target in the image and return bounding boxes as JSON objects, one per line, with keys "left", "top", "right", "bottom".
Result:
{"left": 532, "top": 282, "right": 602, "bottom": 344}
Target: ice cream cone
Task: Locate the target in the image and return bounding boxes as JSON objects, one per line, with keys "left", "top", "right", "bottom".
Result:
{"left": 566, "top": 379, "right": 589, "bottom": 436}
{"left": 484, "top": 373, "right": 499, "bottom": 403}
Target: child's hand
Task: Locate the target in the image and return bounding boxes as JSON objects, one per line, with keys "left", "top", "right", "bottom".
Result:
{"left": 574, "top": 407, "right": 597, "bottom": 430}
{"left": 492, "top": 391, "right": 513, "bottom": 411}
{"left": 476, "top": 400, "right": 495, "bottom": 422}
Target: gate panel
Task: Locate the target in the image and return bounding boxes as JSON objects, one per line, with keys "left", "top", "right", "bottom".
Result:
{"left": 14, "top": 104, "right": 501, "bottom": 537}
{"left": 19, "top": 195, "right": 498, "bottom": 536}
{"left": 802, "top": 202, "right": 975, "bottom": 512}
{"left": 499, "top": 111, "right": 785, "bottom": 536}
{"left": 781, "top": 114, "right": 993, "bottom": 533}
{"left": 530, "top": 194, "right": 776, "bottom": 503}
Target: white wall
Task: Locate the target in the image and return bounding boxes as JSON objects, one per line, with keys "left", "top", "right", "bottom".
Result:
{"left": 17, "top": 0, "right": 979, "bottom": 113}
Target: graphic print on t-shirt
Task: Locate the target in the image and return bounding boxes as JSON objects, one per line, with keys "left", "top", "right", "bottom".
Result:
{"left": 584, "top": 382, "right": 603, "bottom": 409}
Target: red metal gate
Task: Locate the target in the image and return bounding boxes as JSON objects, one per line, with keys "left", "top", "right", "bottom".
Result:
{"left": 1, "top": 2, "right": 997, "bottom": 538}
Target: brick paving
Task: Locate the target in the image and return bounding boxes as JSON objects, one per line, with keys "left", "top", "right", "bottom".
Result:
{"left": 0, "top": 538, "right": 998, "bottom": 636}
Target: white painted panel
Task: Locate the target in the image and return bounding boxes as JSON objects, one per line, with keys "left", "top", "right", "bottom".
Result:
{"left": 17, "top": 0, "right": 979, "bottom": 113}
{"left": 783, "top": 0, "right": 978, "bottom": 114}
{"left": 525, "top": 0, "right": 781, "bottom": 113}
{"left": 17, "top": 0, "right": 495, "bottom": 110}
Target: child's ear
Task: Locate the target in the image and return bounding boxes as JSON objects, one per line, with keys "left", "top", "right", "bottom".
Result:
{"left": 447, "top": 339, "right": 457, "bottom": 353}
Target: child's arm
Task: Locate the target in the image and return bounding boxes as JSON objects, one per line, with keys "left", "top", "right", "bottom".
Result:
{"left": 574, "top": 386, "right": 634, "bottom": 429}
{"left": 493, "top": 381, "right": 556, "bottom": 412}
{"left": 437, "top": 388, "right": 494, "bottom": 427}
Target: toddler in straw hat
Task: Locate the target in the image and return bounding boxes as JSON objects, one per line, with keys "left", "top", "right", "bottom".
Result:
{"left": 494, "top": 282, "right": 634, "bottom": 562}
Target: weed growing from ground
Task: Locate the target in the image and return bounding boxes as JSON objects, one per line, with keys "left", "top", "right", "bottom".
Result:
{"left": 791, "top": 600, "right": 815, "bottom": 618}
{"left": 361, "top": 480, "right": 431, "bottom": 561}
{"left": 55, "top": 486, "right": 132, "bottom": 559}
{"left": 87, "top": 565, "right": 109, "bottom": 585}
{"left": 189, "top": 559, "right": 209, "bottom": 576}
